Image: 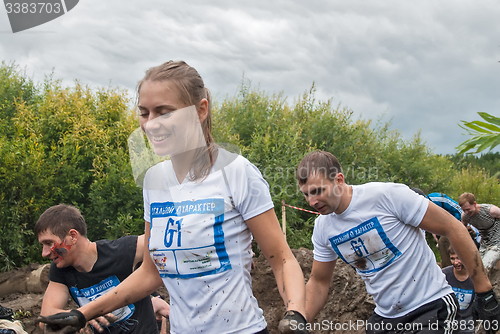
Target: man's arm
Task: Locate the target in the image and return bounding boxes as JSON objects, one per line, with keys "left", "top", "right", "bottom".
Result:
{"left": 305, "top": 260, "right": 336, "bottom": 322}
{"left": 490, "top": 205, "right": 500, "bottom": 219}
{"left": 40, "top": 273, "right": 122, "bottom": 333}
{"left": 40, "top": 281, "right": 71, "bottom": 317}
{"left": 461, "top": 213, "right": 472, "bottom": 230}
{"left": 39, "top": 281, "right": 72, "bottom": 330}
{"left": 246, "top": 209, "right": 306, "bottom": 316}
{"left": 418, "top": 201, "right": 491, "bottom": 293}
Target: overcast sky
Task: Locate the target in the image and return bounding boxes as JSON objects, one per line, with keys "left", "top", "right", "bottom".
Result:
{"left": 1, "top": 0, "right": 499, "bottom": 154}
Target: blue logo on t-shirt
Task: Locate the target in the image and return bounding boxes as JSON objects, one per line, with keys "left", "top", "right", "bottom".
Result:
{"left": 329, "top": 217, "right": 401, "bottom": 274}
{"left": 69, "top": 276, "right": 135, "bottom": 323}
{"left": 451, "top": 286, "right": 473, "bottom": 310}
{"left": 150, "top": 198, "right": 231, "bottom": 279}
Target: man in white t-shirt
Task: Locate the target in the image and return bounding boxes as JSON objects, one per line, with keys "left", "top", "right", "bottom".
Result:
{"left": 296, "top": 151, "right": 499, "bottom": 333}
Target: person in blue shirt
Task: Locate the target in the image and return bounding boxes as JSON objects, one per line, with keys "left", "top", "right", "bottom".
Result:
{"left": 411, "top": 189, "right": 480, "bottom": 268}
{"left": 426, "top": 192, "right": 463, "bottom": 220}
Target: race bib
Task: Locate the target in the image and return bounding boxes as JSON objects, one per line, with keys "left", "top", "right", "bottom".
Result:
{"left": 452, "top": 287, "right": 473, "bottom": 310}
{"left": 69, "top": 276, "right": 134, "bottom": 322}
{"left": 149, "top": 198, "right": 231, "bottom": 279}
{"left": 329, "top": 217, "right": 401, "bottom": 273}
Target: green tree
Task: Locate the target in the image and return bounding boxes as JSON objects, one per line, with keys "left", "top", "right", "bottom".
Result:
{"left": 448, "top": 166, "right": 500, "bottom": 205}
{"left": 0, "top": 63, "right": 144, "bottom": 270}
{"left": 446, "top": 152, "right": 500, "bottom": 179}
{"left": 0, "top": 61, "right": 39, "bottom": 138}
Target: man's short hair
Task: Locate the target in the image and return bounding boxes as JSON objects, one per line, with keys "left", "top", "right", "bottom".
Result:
{"left": 458, "top": 192, "right": 476, "bottom": 206}
{"left": 448, "top": 246, "right": 456, "bottom": 256}
{"left": 297, "top": 151, "right": 342, "bottom": 185}
{"left": 35, "top": 204, "right": 87, "bottom": 240}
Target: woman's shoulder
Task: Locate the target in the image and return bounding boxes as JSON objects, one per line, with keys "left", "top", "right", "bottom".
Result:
{"left": 145, "top": 160, "right": 170, "bottom": 175}
{"left": 212, "top": 149, "right": 266, "bottom": 186}
{"left": 212, "top": 148, "right": 248, "bottom": 173}
{"left": 143, "top": 160, "right": 172, "bottom": 191}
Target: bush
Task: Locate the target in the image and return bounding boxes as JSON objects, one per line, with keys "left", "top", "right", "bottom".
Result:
{"left": 0, "top": 63, "right": 143, "bottom": 269}
{"left": 448, "top": 166, "right": 500, "bottom": 205}
{"left": 212, "top": 83, "right": 460, "bottom": 249}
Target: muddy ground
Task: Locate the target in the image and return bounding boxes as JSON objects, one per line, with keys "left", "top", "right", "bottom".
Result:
{"left": 1, "top": 249, "right": 499, "bottom": 334}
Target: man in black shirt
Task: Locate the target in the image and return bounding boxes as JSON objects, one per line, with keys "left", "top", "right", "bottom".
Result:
{"left": 35, "top": 204, "right": 164, "bottom": 334}
{"left": 442, "top": 246, "right": 475, "bottom": 333}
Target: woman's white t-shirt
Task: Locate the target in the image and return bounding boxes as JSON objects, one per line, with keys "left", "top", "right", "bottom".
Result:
{"left": 143, "top": 149, "right": 274, "bottom": 333}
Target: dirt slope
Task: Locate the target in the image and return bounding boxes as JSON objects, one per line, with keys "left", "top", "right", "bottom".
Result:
{"left": 0, "top": 248, "right": 374, "bottom": 334}
{"left": 5, "top": 248, "right": 499, "bottom": 334}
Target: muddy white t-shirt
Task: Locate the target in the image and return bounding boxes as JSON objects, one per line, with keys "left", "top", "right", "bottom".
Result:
{"left": 143, "top": 149, "right": 273, "bottom": 334}
{"left": 312, "top": 182, "right": 453, "bottom": 318}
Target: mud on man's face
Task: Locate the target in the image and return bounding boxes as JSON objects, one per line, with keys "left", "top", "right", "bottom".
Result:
{"left": 38, "top": 230, "right": 73, "bottom": 267}
{"left": 51, "top": 240, "right": 71, "bottom": 259}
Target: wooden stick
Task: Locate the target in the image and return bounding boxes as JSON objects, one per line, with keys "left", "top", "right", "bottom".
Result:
{"left": 281, "top": 199, "right": 286, "bottom": 240}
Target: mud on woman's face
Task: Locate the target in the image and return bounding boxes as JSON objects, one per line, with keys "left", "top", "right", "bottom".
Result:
{"left": 138, "top": 81, "right": 204, "bottom": 157}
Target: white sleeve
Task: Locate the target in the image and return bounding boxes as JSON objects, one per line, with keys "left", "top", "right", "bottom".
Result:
{"left": 143, "top": 186, "right": 151, "bottom": 223}
{"left": 312, "top": 218, "right": 338, "bottom": 262}
{"left": 226, "top": 156, "right": 274, "bottom": 221}
{"left": 387, "top": 184, "right": 429, "bottom": 227}
{"left": 142, "top": 162, "right": 168, "bottom": 223}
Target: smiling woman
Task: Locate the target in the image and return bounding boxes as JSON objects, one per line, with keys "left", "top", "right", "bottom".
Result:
{"left": 136, "top": 61, "right": 215, "bottom": 184}
{"left": 140, "top": 103, "right": 205, "bottom": 159}
{"left": 39, "top": 60, "right": 308, "bottom": 334}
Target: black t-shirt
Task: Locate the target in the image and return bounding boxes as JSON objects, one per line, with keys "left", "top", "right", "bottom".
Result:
{"left": 49, "top": 235, "right": 157, "bottom": 334}
{"left": 442, "top": 266, "right": 474, "bottom": 319}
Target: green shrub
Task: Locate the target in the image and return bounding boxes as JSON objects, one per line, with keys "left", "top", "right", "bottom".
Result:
{"left": 212, "top": 83, "right": 460, "bottom": 249}
{"left": 448, "top": 166, "right": 500, "bottom": 205}
{"left": 0, "top": 63, "right": 144, "bottom": 269}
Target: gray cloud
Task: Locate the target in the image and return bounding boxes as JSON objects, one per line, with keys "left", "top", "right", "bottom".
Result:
{"left": 1, "top": 0, "right": 499, "bottom": 154}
